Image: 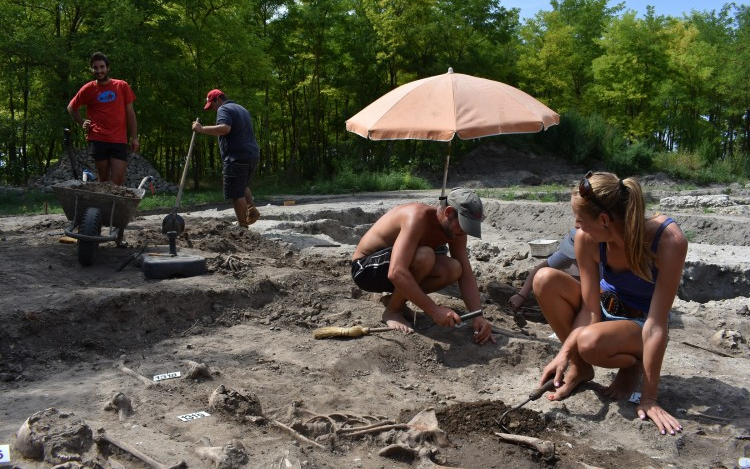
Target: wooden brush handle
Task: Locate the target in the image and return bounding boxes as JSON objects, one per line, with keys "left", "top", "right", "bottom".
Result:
{"left": 367, "top": 327, "right": 393, "bottom": 333}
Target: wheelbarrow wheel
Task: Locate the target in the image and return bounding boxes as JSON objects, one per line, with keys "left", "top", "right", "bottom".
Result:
{"left": 78, "top": 207, "right": 102, "bottom": 266}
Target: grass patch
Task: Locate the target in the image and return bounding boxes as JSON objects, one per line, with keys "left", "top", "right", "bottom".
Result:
{"left": 652, "top": 150, "right": 748, "bottom": 185}
{"left": 0, "top": 191, "right": 63, "bottom": 216}
{"left": 476, "top": 185, "right": 570, "bottom": 203}
{"left": 0, "top": 171, "right": 432, "bottom": 217}
{"left": 307, "top": 169, "right": 431, "bottom": 194}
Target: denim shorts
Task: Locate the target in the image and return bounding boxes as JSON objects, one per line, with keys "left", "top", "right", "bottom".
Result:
{"left": 600, "top": 302, "right": 646, "bottom": 328}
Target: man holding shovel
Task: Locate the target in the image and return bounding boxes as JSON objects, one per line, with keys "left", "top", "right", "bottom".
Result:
{"left": 351, "top": 188, "right": 495, "bottom": 345}
{"left": 193, "top": 89, "right": 260, "bottom": 228}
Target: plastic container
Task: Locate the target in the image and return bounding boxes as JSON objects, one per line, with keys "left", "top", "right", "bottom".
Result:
{"left": 528, "top": 239, "right": 559, "bottom": 258}
{"left": 82, "top": 169, "right": 96, "bottom": 181}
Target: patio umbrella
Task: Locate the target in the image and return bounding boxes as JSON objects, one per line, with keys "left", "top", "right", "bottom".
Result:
{"left": 345, "top": 68, "right": 560, "bottom": 196}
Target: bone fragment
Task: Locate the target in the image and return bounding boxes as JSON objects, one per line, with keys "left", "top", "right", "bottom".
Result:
{"left": 338, "top": 423, "right": 408, "bottom": 437}
{"left": 269, "top": 419, "right": 326, "bottom": 449}
{"left": 117, "top": 361, "right": 154, "bottom": 388}
{"left": 104, "top": 392, "right": 135, "bottom": 421}
{"left": 194, "top": 439, "right": 248, "bottom": 469}
{"left": 99, "top": 432, "right": 187, "bottom": 469}
{"left": 494, "top": 432, "right": 555, "bottom": 461}
{"left": 335, "top": 419, "right": 396, "bottom": 433}
{"left": 104, "top": 457, "right": 128, "bottom": 469}
{"left": 378, "top": 445, "right": 456, "bottom": 469}
{"left": 181, "top": 359, "right": 212, "bottom": 380}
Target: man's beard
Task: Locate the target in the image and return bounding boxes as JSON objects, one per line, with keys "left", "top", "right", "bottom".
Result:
{"left": 95, "top": 73, "right": 109, "bottom": 84}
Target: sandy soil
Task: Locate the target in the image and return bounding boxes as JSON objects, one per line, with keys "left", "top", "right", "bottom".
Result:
{"left": 1, "top": 144, "right": 749, "bottom": 469}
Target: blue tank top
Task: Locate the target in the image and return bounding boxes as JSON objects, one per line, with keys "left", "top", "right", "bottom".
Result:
{"left": 599, "top": 218, "right": 675, "bottom": 314}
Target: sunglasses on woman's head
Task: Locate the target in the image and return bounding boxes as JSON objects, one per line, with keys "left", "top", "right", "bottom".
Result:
{"left": 579, "top": 171, "right": 613, "bottom": 220}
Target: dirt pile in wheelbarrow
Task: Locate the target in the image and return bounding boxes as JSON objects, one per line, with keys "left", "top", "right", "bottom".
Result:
{"left": 76, "top": 181, "right": 143, "bottom": 198}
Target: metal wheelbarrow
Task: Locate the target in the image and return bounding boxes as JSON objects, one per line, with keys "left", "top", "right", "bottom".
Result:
{"left": 52, "top": 178, "right": 151, "bottom": 266}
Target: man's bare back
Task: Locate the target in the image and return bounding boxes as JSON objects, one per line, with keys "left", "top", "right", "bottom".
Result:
{"left": 352, "top": 203, "right": 450, "bottom": 261}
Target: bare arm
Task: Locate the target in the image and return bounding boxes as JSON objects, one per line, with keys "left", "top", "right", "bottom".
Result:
{"left": 193, "top": 121, "right": 230, "bottom": 136}
{"left": 387, "top": 210, "right": 441, "bottom": 316}
{"left": 449, "top": 239, "right": 496, "bottom": 345}
{"left": 509, "top": 260, "right": 549, "bottom": 311}
{"left": 638, "top": 223, "right": 687, "bottom": 434}
{"left": 542, "top": 232, "right": 599, "bottom": 385}
{"left": 67, "top": 104, "right": 90, "bottom": 130}
{"left": 126, "top": 102, "right": 139, "bottom": 153}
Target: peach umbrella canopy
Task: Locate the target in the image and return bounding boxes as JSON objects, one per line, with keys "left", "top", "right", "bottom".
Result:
{"left": 346, "top": 68, "right": 560, "bottom": 142}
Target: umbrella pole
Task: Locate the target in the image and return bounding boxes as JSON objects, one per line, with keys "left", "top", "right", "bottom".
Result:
{"left": 440, "top": 141, "right": 452, "bottom": 199}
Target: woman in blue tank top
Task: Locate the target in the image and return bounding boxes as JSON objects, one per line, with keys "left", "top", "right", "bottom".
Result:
{"left": 533, "top": 171, "right": 687, "bottom": 436}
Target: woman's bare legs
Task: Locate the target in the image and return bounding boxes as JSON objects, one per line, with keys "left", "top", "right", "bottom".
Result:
{"left": 534, "top": 268, "right": 594, "bottom": 400}
{"left": 578, "top": 320, "right": 643, "bottom": 399}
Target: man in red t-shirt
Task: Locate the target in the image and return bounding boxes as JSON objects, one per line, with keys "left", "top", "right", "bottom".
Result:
{"left": 67, "top": 52, "right": 138, "bottom": 185}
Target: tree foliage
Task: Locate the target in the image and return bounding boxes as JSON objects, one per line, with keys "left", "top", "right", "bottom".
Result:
{"left": 0, "top": 0, "right": 747, "bottom": 186}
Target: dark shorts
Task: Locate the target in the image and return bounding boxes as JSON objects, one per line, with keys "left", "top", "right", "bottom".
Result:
{"left": 223, "top": 159, "right": 257, "bottom": 200}
{"left": 89, "top": 141, "right": 128, "bottom": 162}
{"left": 351, "top": 247, "right": 395, "bottom": 293}
{"left": 351, "top": 245, "right": 449, "bottom": 293}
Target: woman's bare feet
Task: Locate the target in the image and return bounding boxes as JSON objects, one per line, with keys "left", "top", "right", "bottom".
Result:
{"left": 547, "top": 359, "right": 595, "bottom": 401}
{"left": 601, "top": 364, "right": 641, "bottom": 400}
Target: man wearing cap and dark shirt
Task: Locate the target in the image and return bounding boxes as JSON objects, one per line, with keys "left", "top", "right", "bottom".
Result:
{"left": 193, "top": 89, "right": 260, "bottom": 228}
{"left": 508, "top": 227, "right": 580, "bottom": 313}
{"left": 351, "top": 188, "right": 495, "bottom": 345}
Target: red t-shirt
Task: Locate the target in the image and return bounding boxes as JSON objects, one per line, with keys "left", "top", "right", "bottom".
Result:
{"left": 68, "top": 79, "right": 136, "bottom": 144}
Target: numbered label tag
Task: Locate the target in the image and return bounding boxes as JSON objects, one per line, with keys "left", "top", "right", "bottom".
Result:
{"left": 0, "top": 443, "right": 10, "bottom": 463}
{"left": 153, "top": 371, "right": 181, "bottom": 382}
{"left": 177, "top": 411, "right": 210, "bottom": 422}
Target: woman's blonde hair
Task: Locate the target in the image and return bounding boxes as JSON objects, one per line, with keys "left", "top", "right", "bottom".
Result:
{"left": 573, "top": 171, "right": 654, "bottom": 282}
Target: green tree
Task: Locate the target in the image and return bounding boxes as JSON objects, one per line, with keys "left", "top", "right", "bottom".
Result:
{"left": 589, "top": 8, "right": 674, "bottom": 143}
{"left": 517, "top": 0, "right": 620, "bottom": 113}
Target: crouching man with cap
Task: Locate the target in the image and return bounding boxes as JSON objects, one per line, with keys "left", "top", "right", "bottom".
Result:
{"left": 351, "top": 188, "right": 495, "bottom": 345}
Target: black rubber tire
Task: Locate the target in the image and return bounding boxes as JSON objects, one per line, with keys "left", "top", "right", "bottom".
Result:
{"left": 78, "top": 207, "right": 102, "bottom": 266}
{"left": 142, "top": 254, "right": 207, "bottom": 279}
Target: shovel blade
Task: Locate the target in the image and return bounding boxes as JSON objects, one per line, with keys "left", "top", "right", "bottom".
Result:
{"left": 162, "top": 213, "right": 185, "bottom": 234}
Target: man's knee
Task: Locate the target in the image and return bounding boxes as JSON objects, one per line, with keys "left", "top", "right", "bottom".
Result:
{"left": 413, "top": 246, "right": 437, "bottom": 268}
{"left": 432, "top": 255, "right": 462, "bottom": 282}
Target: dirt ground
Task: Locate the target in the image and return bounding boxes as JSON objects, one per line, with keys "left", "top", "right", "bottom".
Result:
{"left": 1, "top": 143, "right": 749, "bottom": 469}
